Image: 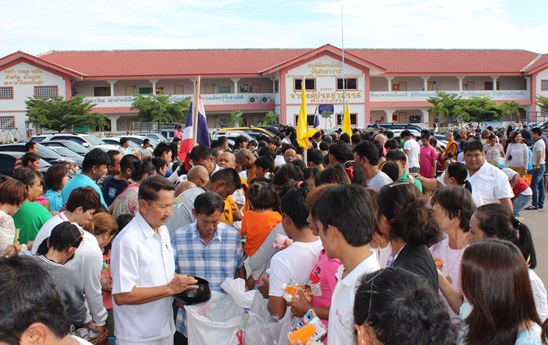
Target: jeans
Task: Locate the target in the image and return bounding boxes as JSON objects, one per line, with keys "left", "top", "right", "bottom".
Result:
{"left": 531, "top": 164, "right": 546, "bottom": 208}
{"left": 513, "top": 193, "right": 532, "bottom": 218}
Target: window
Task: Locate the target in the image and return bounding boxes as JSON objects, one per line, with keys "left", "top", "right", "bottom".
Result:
{"left": 274, "top": 80, "right": 279, "bottom": 93}
{"left": 0, "top": 116, "right": 15, "bottom": 128}
{"left": 217, "top": 85, "right": 231, "bottom": 93}
{"left": 174, "top": 85, "right": 185, "bottom": 94}
{"left": 336, "top": 113, "right": 357, "bottom": 126}
{"left": 0, "top": 87, "right": 13, "bottom": 99}
{"left": 294, "top": 114, "right": 317, "bottom": 126}
{"left": 138, "top": 87, "right": 152, "bottom": 95}
{"left": 34, "top": 86, "right": 58, "bottom": 98}
{"left": 336, "top": 78, "right": 357, "bottom": 90}
{"left": 294, "top": 79, "right": 316, "bottom": 91}
{"left": 542, "top": 80, "right": 548, "bottom": 91}
{"left": 94, "top": 87, "right": 111, "bottom": 97}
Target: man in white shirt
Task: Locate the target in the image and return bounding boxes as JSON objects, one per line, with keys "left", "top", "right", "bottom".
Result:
{"left": 526, "top": 128, "right": 546, "bottom": 210}
{"left": 354, "top": 141, "right": 392, "bottom": 191}
{"left": 32, "top": 187, "right": 107, "bottom": 331}
{"left": 419, "top": 140, "right": 513, "bottom": 209}
{"left": 110, "top": 176, "right": 198, "bottom": 345}
{"left": 402, "top": 130, "right": 420, "bottom": 173}
{"left": 311, "top": 184, "right": 380, "bottom": 345}
{"left": 138, "top": 138, "right": 154, "bottom": 159}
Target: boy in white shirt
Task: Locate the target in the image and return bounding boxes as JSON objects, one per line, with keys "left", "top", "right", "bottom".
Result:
{"left": 311, "top": 184, "right": 380, "bottom": 345}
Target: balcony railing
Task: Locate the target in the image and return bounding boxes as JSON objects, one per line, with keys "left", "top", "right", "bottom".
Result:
{"left": 370, "top": 90, "right": 529, "bottom": 102}
{"left": 84, "top": 93, "right": 275, "bottom": 108}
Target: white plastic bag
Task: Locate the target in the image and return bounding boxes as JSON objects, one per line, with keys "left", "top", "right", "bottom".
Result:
{"left": 186, "top": 291, "right": 244, "bottom": 345}
{"left": 244, "top": 292, "right": 292, "bottom": 345}
{"left": 221, "top": 277, "right": 256, "bottom": 310}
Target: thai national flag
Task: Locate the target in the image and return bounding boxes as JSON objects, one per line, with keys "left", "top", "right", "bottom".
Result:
{"left": 179, "top": 94, "right": 210, "bottom": 162}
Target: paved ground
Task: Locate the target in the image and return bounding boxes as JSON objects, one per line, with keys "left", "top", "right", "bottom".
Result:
{"left": 521, "top": 207, "right": 548, "bottom": 284}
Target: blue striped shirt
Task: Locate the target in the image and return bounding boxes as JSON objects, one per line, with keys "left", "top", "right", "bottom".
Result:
{"left": 171, "top": 221, "right": 244, "bottom": 336}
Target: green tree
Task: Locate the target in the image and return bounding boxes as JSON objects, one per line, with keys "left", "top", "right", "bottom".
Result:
{"left": 228, "top": 110, "right": 243, "bottom": 127}
{"left": 427, "top": 91, "right": 462, "bottom": 124}
{"left": 536, "top": 95, "right": 548, "bottom": 112}
{"left": 321, "top": 110, "right": 333, "bottom": 130}
{"left": 131, "top": 95, "right": 190, "bottom": 123}
{"left": 25, "top": 96, "right": 103, "bottom": 133}
{"left": 499, "top": 101, "right": 520, "bottom": 121}
{"left": 458, "top": 96, "right": 503, "bottom": 122}
{"left": 258, "top": 111, "right": 278, "bottom": 126}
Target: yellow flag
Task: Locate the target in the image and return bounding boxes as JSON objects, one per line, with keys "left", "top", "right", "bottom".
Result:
{"left": 342, "top": 103, "right": 352, "bottom": 136}
{"left": 296, "top": 80, "right": 310, "bottom": 149}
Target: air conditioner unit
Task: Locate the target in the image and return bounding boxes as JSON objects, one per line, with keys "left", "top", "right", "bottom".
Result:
{"left": 249, "top": 96, "right": 257, "bottom": 104}
{"left": 261, "top": 96, "right": 271, "bottom": 104}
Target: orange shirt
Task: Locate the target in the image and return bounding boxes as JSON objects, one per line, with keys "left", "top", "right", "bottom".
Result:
{"left": 241, "top": 210, "right": 282, "bottom": 257}
{"left": 221, "top": 196, "right": 237, "bottom": 226}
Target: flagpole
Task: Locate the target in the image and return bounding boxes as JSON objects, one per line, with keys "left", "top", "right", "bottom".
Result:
{"left": 192, "top": 76, "right": 201, "bottom": 146}
{"left": 341, "top": 2, "right": 346, "bottom": 116}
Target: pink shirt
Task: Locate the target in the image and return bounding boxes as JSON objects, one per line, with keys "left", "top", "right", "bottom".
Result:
{"left": 308, "top": 250, "right": 342, "bottom": 328}
{"left": 419, "top": 145, "right": 438, "bottom": 178}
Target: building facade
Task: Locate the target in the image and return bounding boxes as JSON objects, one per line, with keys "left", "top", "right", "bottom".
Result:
{"left": 0, "top": 44, "right": 547, "bottom": 139}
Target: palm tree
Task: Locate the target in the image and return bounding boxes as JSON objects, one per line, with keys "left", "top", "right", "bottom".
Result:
{"left": 228, "top": 110, "right": 243, "bottom": 127}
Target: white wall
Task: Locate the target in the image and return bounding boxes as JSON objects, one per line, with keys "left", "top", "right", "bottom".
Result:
{"left": 0, "top": 62, "right": 67, "bottom": 139}
{"left": 284, "top": 55, "right": 366, "bottom": 127}
{"left": 0, "top": 62, "right": 67, "bottom": 110}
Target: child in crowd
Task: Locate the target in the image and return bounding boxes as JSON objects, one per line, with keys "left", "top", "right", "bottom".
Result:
{"left": 241, "top": 181, "right": 282, "bottom": 258}
{"left": 44, "top": 164, "right": 69, "bottom": 213}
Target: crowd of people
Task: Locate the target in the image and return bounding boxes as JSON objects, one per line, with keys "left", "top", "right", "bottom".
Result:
{"left": 1, "top": 123, "right": 548, "bottom": 345}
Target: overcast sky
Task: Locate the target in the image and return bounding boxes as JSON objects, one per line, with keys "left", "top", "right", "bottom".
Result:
{"left": 2, "top": 0, "right": 547, "bottom": 58}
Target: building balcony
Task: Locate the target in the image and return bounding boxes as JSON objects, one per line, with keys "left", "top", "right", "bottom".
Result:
{"left": 370, "top": 90, "right": 529, "bottom": 102}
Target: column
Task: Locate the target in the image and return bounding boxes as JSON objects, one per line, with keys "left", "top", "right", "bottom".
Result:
{"left": 149, "top": 79, "right": 159, "bottom": 95}
{"left": 231, "top": 78, "right": 240, "bottom": 94}
{"left": 107, "top": 80, "right": 117, "bottom": 96}
{"left": 107, "top": 115, "right": 121, "bottom": 132}
{"left": 525, "top": 76, "right": 530, "bottom": 91}
{"left": 491, "top": 76, "right": 498, "bottom": 90}
{"left": 421, "top": 109, "right": 429, "bottom": 127}
{"left": 385, "top": 77, "right": 394, "bottom": 92}
{"left": 385, "top": 108, "right": 395, "bottom": 123}
{"left": 422, "top": 76, "right": 429, "bottom": 91}
{"left": 457, "top": 76, "right": 464, "bottom": 92}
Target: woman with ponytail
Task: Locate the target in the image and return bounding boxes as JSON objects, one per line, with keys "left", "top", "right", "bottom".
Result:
{"left": 377, "top": 181, "right": 441, "bottom": 290}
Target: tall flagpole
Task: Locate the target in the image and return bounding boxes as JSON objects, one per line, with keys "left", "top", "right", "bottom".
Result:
{"left": 192, "top": 76, "right": 201, "bottom": 146}
{"left": 341, "top": 2, "right": 346, "bottom": 123}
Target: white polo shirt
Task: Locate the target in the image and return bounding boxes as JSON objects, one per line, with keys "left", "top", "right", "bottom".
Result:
{"left": 467, "top": 161, "right": 514, "bottom": 205}
{"left": 404, "top": 139, "right": 420, "bottom": 169}
{"left": 327, "top": 253, "right": 380, "bottom": 345}
{"left": 111, "top": 212, "right": 176, "bottom": 343}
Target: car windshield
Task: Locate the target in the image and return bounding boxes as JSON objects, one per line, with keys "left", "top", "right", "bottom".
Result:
{"left": 81, "top": 135, "right": 105, "bottom": 145}
{"left": 48, "top": 146, "right": 79, "bottom": 157}
{"left": 36, "top": 144, "right": 63, "bottom": 160}
{"left": 53, "top": 141, "right": 89, "bottom": 154}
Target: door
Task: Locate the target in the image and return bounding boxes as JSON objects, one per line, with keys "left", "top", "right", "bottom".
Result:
{"left": 399, "top": 82, "right": 407, "bottom": 91}
{"left": 125, "top": 86, "right": 135, "bottom": 95}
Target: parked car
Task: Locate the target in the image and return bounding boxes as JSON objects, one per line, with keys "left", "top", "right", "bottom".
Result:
{"left": 39, "top": 133, "right": 117, "bottom": 151}
{"left": 367, "top": 123, "right": 424, "bottom": 132}
{"left": 41, "top": 140, "right": 90, "bottom": 156}
{"left": 137, "top": 133, "right": 169, "bottom": 145}
{"left": 42, "top": 145, "right": 84, "bottom": 167}
{"left": 210, "top": 130, "right": 254, "bottom": 143}
{"left": 215, "top": 127, "right": 275, "bottom": 140}
{"left": 0, "top": 152, "right": 51, "bottom": 176}
{"left": 0, "top": 143, "right": 79, "bottom": 168}
{"left": 102, "top": 137, "right": 140, "bottom": 149}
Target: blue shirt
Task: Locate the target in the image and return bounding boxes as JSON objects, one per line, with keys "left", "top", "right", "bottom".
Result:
{"left": 62, "top": 173, "right": 108, "bottom": 209}
{"left": 44, "top": 189, "right": 63, "bottom": 212}
{"left": 171, "top": 221, "right": 244, "bottom": 336}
